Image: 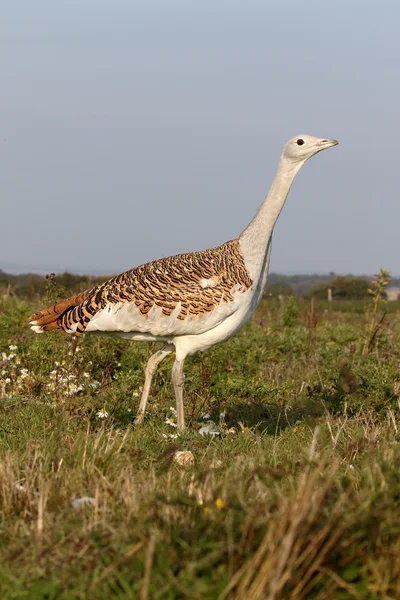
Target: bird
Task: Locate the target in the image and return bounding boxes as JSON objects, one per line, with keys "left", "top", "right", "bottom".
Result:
{"left": 29, "top": 135, "right": 338, "bottom": 431}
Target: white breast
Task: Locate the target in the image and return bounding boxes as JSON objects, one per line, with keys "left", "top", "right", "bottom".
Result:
{"left": 84, "top": 285, "right": 253, "bottom": 340}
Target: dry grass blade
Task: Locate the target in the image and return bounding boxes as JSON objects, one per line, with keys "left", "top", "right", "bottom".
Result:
{"left": 140, "top": 531, "right": 157, "bottom": 600}
{"left": 35, "top": 476, "right": 50, "bottom": 555}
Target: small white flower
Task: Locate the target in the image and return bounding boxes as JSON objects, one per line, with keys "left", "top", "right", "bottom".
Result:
{"left": 169, "top": 406, "right": 177, "bottom": 416}
{"left": 96, "top": 407, "right": 109, "bottom": 419}
{"left": 5, "top": 378, "right": 11, "bottom": 384}
{"left": 132, "top": 391, "right": 139, "bottom": 397}
{"left": 9, "top": 345, "right": 18, "bottom": 351}
{"left": 161, "top": 433, "right": 179, "bottom": 439}
{"left": 165, "top": 417, "right": 178, "bottom": 428}
{"left": 83, "top": 372, "right": 90, "bottom": 378}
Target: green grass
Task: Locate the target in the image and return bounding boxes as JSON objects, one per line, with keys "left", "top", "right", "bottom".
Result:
{"left": 1, "top": 295, "right": 400, "bottom": 599}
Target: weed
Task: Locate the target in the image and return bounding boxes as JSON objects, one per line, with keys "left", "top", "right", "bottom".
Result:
{"left": 364, "top": 269, "right": 392, "bottom": 355}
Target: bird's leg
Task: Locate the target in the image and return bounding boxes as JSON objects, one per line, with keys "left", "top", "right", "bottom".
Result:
{"left": 172, "top": 358, "right": 186, "bottom": 432}
{"left": 134, "top": 345, "right": 173, "bottom": 425}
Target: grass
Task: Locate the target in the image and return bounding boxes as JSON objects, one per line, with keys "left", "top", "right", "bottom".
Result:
{"left": 1, "top": 294, "right": 400, "bottom": 598}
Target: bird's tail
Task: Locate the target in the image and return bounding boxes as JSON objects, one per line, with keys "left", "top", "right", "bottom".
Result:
{"left": 28, "top": 292, "right": 89, "bottom": 333}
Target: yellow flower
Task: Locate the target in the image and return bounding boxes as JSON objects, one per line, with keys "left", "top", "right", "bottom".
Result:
{"left": 215, "top": 498, "right": 225, "bottom": 510}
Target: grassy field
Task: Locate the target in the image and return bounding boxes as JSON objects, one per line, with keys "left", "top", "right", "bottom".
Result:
{"left": 1, "top": 292, "right": 400, "bottom": 599}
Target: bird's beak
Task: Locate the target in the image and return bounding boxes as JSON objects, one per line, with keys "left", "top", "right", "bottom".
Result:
{"left": 319, "top": 139, "right": 339, "bottom": 148}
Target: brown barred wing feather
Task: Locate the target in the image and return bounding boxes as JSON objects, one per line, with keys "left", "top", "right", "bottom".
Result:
{"left": 28, "top": 292, "right": 90, "bottom": 333}
{"left": 29, "top": 239, "right": 252, "bottom": 336}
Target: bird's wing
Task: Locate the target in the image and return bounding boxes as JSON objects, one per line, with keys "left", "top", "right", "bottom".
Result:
{"left": 29, "top": 239, "right": 253, "bottom": 336}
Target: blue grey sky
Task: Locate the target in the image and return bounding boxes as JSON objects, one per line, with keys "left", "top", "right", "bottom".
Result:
{"left": 1, "top": 0, "right": 399, "bottom": 275}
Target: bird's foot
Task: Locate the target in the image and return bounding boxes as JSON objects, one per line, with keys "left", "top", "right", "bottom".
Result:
{"left": 133, "top": 412, "right": 145, "bottom": 426}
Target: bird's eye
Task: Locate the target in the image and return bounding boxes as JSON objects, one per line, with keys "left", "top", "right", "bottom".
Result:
{"left": 296, "top": 139, "right": 304, "bottom": 146}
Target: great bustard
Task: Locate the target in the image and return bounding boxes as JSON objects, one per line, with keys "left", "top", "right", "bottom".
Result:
{"left": 29, "top": 135, "right": 338, "bottom": 431}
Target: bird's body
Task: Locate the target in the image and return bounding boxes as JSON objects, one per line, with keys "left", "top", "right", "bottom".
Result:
{"left": 29, "top": 134, "right": 338, "bottom": 430}
{"left": 34, "top": 239, "right": 253, "bottom": 354}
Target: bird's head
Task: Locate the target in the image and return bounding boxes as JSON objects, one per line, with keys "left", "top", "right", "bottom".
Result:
{"left": 282, "top": 135, "right": 338, "bottom": 163}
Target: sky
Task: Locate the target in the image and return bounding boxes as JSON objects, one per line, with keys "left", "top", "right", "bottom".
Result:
{"left": 1, "top": 0, "right": 400, "bottom": 276}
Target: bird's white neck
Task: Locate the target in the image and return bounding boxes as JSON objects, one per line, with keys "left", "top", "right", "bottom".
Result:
{"left": 239, "top": 155, "right": 304, "bottom": 287}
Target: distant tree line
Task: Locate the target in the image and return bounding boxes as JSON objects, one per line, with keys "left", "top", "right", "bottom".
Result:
{"left": 267, "top": 275, "right": 391, "bottom": 300}
{"left": 1, "top": 269, "right": 398, "bottom": 301}
{"left": 0, "top": 270, "right": 109, "bottom": 299}
{"left": 310, "top": 276, "right": 370, "bottom": 299}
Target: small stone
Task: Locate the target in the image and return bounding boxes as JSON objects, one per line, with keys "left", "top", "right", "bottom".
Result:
{"left": 14, "top": 482, "right": 27, "bottom": 493}
{"left": 199, "top": 422, "right": 220, "bottom": 437}
{"left": 174, "top": 450, "right": 195, "bottom": 468}
{"left": 71, "top": 496, "right": 95, "bottom": 511}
